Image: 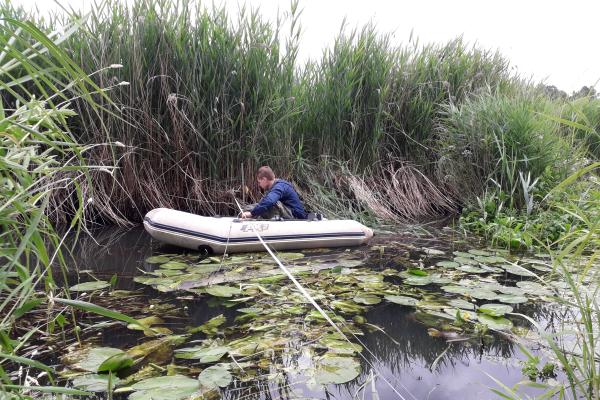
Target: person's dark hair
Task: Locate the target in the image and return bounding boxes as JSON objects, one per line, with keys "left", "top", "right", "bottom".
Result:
{"left": 257, "top": 166, "right": 275, "bottom": 181}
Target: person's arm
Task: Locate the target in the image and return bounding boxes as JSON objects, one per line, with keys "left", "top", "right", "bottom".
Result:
{"left": 251, "top": 184, "right": 284, "bottom": 217}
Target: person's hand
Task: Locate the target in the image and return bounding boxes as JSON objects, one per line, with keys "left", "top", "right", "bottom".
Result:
{"left": 239, "top": 211, "right": 253, "bottom": 219}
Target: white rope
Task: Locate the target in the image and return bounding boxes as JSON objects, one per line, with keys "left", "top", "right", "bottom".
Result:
{"left": 232, "top": 198, "right": 409, "bottom": 400}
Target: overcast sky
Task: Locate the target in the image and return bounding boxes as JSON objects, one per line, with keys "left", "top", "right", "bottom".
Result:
{"left": 17, "top": 0, "right": 600, "bottom": 93}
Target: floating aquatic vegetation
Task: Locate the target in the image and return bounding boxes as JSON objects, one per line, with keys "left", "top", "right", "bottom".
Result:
{"left": 127, "top": 374, "right": 209, "bottom": 400}
{"left": 70, "top": 281, "right": 111, "bottom": 292}
{"left": 198, "top": 364, "right": 232, "bottom": 389}
{"left": 65, "top": 347, "right": 132, "bottom": 373}
{"left": 72, "top": 374, "right": 119, "bottom": 392}
{"left": 60, "top": 245, "right": 565, "bottom": 395}
{"left": 315, "top": 354, "right": 361, "bottom": 385}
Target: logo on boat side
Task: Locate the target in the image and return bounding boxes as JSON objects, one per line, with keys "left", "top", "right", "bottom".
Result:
{"left": 240, "top": 224, "right": 269, "bottom": 232}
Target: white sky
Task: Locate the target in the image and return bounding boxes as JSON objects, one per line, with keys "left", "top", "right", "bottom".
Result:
{"left": 16, "top": 0, "right": 600, "bottom": 93}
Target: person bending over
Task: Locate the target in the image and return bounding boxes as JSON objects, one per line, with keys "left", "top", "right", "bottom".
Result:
{"left": 240, "top": 166, "right": 307, "bottom": 220}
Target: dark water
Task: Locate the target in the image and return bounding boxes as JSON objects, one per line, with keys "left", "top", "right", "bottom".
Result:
{"left": 61, "top": 226, "right": 558, "bottom": 400}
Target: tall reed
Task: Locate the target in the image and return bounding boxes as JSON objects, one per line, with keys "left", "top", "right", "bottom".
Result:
{"left": 0, "top": 14, "right": 110, "bottom": 397}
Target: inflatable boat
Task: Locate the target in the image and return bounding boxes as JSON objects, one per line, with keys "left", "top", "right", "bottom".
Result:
{"left": 143, "top": 208, "right": 374, "bottom": 254}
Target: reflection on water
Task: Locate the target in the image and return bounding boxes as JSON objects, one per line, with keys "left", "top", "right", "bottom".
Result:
{"left": 63, "top": 226, "right": 559, "bottom": 400}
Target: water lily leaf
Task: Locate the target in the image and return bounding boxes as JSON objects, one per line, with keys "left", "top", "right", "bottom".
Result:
{"left": 145, "top": 255, "right": 172, "bottom": 264}
{"left": 480, "top": 265, "right": 504, "bottom": 273}
{"left": 130, "top": 375, "right": 199, "bottom": 400}
{"left": 152, "top": 269, "right": 183, "bottom": 277}
{"left": 190, "top": 314, "right": 226, "bottom": 336}
{"left": 205, "top": 285, "right": 241, "bottom": 298}
{"left": 353, "top": 293, "right": 381, "bottom": 305}
{"left": 478, "top": 256, "right": 507, "bottom": 264}
{"left": 501, "top": 264, "right": 536, "bottom": 277}
{"left": 448, "top": 299, "right": 475, "bottom": 310}
{"left": 444, "top": 308, "right": 477, "bottom": 321}
{"left": 127, "top": 336, "right": 185, "bottom": 365}
{"left": 477, "top": 314, "right": 513, "bottom": 331}
{"left": 416, "top": 300, "right": 446, "bottom": 311}
{"left": 70, "top": 281, "right": 111, "bottom": 292}
{"left": 516, "top": 281, "right": 552, "bottom": 295}
{"left": 384, "top": 295, "right": 418, "bottom": 306}
{"left": 404, "top": 275, "right": 433, "bottom": 286}
{"left": 98, "top": 352, "right": 133, "bottom": 373}
{"left": 468, "top": 249, "right": 492, "bottom": 256}
{"left": 430, "top": 275, "right": 453, "bottom": 284}
{"left": 453, "top": 251, "right": 474, "bottom": 258}
{"left": 436, "top": 261, "right": 459, "bottom": 268}
{"left": 76, "top": 347, "right": 126, "bottom": 372}
{"left": 315, "top": 354, "right": 361, "bottom": 385}
{"left": 159, "top": 261, "right": 188, "bottom": 270}
{"left": 174, "top": 346, "right": 230, "bottom": 363}
{"left": 454, "top": 257, "right": 477, "bottom": 265}
{"left": 198, "top": 364, "right": 232, "bottom": 389}
{"left": 496, "top": 285, "right": 526, "bottom": 295}
{"left": 441, "top": 285, "right": 471, "bottom": 295}
{"left": 330, "top": 300, "right": 365, "bottom": 314}
{"left": 468, "top": 289, "right": 499, "bottom": 300}
{"left": 478, "top": 303, "right": 513, "bottom": 317}
{"left": 496, "top": 294, "right": 528, "bottom": 304}
{"left": 319, "top": 336, "right": 363, "bottom": 354}
{"left": 458, "top": 266, "right": 487, "bottom": 274}
{"left": 72, "top": 374, "right": 120, "bottom": 392}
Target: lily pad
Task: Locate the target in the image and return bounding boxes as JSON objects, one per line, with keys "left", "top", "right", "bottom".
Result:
{"left": 159, "top": 261, "right": 188, "bottom": 270}
{"left": 384, "top": 295, "right": 418, "bottom": 306}
{"left": 315, "top": 354, "right": 361, "bottom": 385}
{"left": 496, "top": 294, "right": 528, "bottom": 304}
{"left": 444, "top": 308, "right": 477, "bottom": 321}
{"left": 477, "top": 256, "right": 507, "bottom": 264}
{"left": 198, "top": 365, "right": 232, "bottom": 389}
{"left": 130, "top": 375, "right": 199, "bottom": 400}
{"left": 353, "top": 293, "right": 381, "bottom": 305}
{"left": 448, "top": 299, "right": 475, "bottom": 310}
{"left": 76, "top": 347, "right": 128, "bottom": 373}
{"left": 453, "top": 251, "right": 474, "bottom": 258}
{"left": 70, "top": 281, "right": 111, "bottom": 292}
{"left": 468, "top": 289, "right": 499, "bottom": 300}
{"left": 516, "top": 281, "right": 552, "bottom": 295}
{"left": 478, "top": 303, "right": 514, "bottom": 317}
{"left": 436, "top": 261, "right": 459, "bottom": 268}
{"left": 403, "top": 275, "right": 433, "bottom": 286}
{"left": 501, "top": 264, "right": 536, "bottom": 277}
{"left": 72, "top": 374, "right": 120, "bottom": 392}
{"left": 205, "top": 285, "right": 242, "bottom": 298}
{"left": 468, "top": 249, "right": 492, "bottom": 257}
{"left": 145, "top": 255, "right": 172, "bottom": 264}
{"left": 190, "top": 314, "right": 226, "bottom": 336}
{"left": 174, "top": 346, "right": 230, "bottom": 363}
{"left": 458, "top": 266, "right": 487, "bottom": 274}
{"left": 477, "top": 314, "right": 514, "bottom": 331}
{"left": 454, "top": 257, "right": 477, "bottom": 265}
{"left": 330, "top": 300, "right": 365, "bottom": 314}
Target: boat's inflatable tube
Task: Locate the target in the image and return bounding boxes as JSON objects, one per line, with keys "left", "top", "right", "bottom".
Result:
{"left": 143, "top": 208, "right": 374, "bottom": 254}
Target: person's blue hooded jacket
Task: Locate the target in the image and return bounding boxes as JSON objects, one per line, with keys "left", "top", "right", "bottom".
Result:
{"left": 251, "top": 179, "right": 307, "bottom": 219}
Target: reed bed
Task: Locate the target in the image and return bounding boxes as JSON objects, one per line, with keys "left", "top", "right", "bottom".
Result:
{"left": 3, "top": 0, "right": 599, "bottom": 225}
